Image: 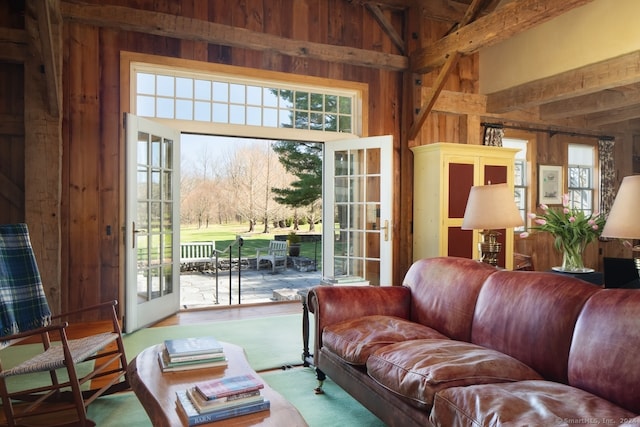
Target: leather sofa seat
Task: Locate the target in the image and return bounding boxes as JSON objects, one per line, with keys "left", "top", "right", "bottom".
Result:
{"left": 431, "top": 380, "right": 636, "bottom": 427}
{"left": 367, "top": 339, "right": 542, "bottom": 409}
{"left": 322, "top": 315, "right": 447, "bottom": 365}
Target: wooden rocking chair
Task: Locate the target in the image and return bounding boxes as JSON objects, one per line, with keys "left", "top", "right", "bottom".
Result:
{"left": 0, "top": 224, "right": 129, "bottom": 426}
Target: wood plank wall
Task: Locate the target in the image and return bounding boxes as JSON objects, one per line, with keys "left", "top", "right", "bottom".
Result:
{"left": 58, "top": 0, "right": 406, "bottom": 316}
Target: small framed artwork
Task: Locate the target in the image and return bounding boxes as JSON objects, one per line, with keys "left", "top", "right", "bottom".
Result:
{"left": 539, "top": 165, "right": 563, "bottom": 205}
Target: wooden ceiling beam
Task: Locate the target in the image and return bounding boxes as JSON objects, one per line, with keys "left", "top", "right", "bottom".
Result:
{"left": 60, "top": 1, "right": 408, "bottom": 71}
{"left": 365, "top": 3, "right": 406, "bottom": 54}
{"left": 409, "top": 51, "right": 460, "bottom": 140}
{"left": 540, "top": 84, "right": 640, "bottom": 120}
{"left": 418, "top": 0, "right": 468, "bottom": 23}
{"left": 448, "top": 0, "right": 486, "bottom": 33}
{"left": 428, "top": 89, "right": 611, "bottom": 137}
{"left": 410, "top": 0, "right": 594, "bottom": 74}
{"left": 584, "top": 104, "right": 640, "bottom": 128}
{"left": 487, "top": 51, "right": 640, "bottom": 113}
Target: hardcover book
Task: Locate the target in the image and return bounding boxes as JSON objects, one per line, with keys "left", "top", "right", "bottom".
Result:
{"left": 186, "top": 387, "right": 264, "bottom": 414}
{"left": 162, "top": 346, "right": 226, "bottom": 364}
{"left": 164, "top": 336, "right": 224, "bottom": 358}
{"left": 176, "top": 390, "right": 270, "bottom": 426}
{"left": 157, "top": 351, "right": 228, "bottom": 373}
{"left": 194, "top": 374, "right": 264, "bottom": 400}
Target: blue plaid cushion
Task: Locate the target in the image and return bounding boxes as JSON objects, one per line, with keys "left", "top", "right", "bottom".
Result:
{"left": 0, "top": 223, "right": 51, "bottom": 338}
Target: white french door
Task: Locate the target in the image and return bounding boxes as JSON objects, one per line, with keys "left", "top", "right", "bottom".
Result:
{"left": 322, "top": 135, "right": 393, "bottom": 286}
{"left": 125, "top": 113, "right": 181, "bottom": 332}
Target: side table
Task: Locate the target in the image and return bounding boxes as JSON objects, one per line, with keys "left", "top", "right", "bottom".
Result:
{"left": 549, "top": 269, "right": 603, "bottom": 286}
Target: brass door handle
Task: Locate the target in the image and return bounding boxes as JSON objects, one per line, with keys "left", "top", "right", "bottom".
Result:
{"left": 381, "top": 220, "right": 390, "bottom": 241}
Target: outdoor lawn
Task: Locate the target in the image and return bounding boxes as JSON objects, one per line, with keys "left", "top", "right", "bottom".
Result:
{"left": 180, "top": 223, "right": 323, "bottom": 267}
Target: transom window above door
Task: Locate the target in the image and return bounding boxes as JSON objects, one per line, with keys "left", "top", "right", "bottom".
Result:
{"left": 132, "top": 64, "right": 360, "bottom": 136}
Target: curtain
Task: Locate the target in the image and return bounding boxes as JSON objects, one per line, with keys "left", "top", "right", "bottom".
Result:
{"left": 483, "top": 126, "right": 504, "bottom": 147}
{"left": 598, "top": 139, "right": 616, "bottom": 216}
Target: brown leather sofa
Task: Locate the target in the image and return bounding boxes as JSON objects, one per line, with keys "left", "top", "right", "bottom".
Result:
{"left": 307, "top": 257, "right": 640, "bottom": 426}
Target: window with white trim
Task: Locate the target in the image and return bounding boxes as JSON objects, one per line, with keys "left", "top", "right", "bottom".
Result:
{"left": 134, "top": 68, "right": 358, "bottom": 134}
{"left": 502, "top": 138, "right": 528, "bottom": 231}
{"left": 567, "top": 144, "right": 595, "bottom": 215}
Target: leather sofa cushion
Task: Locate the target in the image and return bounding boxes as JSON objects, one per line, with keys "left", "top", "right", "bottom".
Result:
{"left": 322, "top": 315, "right": 447, "bottom": 365}
{"left": 430, "top": 380, "right": 636, "bottom": 427}
{"left": 569, "top": 289, "right": 640, "bottom": 414}
{"left": 367, "top": 339, "right": 542, "bottom": 409}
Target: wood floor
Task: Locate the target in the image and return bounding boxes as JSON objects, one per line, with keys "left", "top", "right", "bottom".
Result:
{"left": 151, "top": 300, "right": 302, "bottom": 327}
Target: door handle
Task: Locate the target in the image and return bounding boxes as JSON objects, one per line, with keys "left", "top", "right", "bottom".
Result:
{"left": 132, "top": 222, "right": 147, "bottom": 248}
{"left": 381, "top": 220, "right": 390, "bottom": 241}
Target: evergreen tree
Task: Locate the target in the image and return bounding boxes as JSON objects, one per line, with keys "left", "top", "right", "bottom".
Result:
{"left": 272, "top": 141, "right": 322, "bottom": 227}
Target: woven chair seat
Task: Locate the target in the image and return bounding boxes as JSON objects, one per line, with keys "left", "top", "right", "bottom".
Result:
{"left": 1, "top": 332, "right": 118, "bottom": 377}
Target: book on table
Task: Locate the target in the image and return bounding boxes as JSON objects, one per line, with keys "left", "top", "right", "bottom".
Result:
{"left": 194, "top": 374, "right": 265, "bottom": 400}
{"left": 176, "top": 390, "right": 270, "bottom": 426}
{"left": 186, "top": 387, "right": 264, "bottom": 413}
{"left": 164, "top": 336, "right": 224, "bottom": 359}
{"left": 158, "top": 351, "right": 228, "bottom": 372}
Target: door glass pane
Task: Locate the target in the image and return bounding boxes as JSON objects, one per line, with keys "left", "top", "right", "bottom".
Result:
{"left": 137, "top": 132, "right": 149, "bottom": 164}
{"left": 335, "top": 151, "right": 349, "bottom": 175}
{"left": 367, "top": 176, "right": 380, "bottom": 202}
{"left": 366, "top": 148, "right": 380, "bottom": 174}
{"left": 151, "top": 135, "right": 161, "bottom": 166}
{"left": 163, "top": 265, "right": 173, "bottom": 294}
{"left": 366, "top": 204, "right": 380, "bottom": 230}
{"left": 365, "top": 260, "right": 380, "bottom": 286}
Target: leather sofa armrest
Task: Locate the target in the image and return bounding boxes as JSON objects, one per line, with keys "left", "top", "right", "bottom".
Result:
{"left": 307, "top": 285, "right": 411, "bottom": 357}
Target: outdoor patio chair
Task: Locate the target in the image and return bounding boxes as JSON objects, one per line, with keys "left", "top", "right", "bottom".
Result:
{"left": 256, "top": 240, "right": 287, "bottom": 273}
{"left": 0, "top": 223, "right": 129, "bottom": 426}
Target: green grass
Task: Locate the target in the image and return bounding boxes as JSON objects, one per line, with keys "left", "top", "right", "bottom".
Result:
{"left": 180, "top": 223, "right": 323, "bottom": 266}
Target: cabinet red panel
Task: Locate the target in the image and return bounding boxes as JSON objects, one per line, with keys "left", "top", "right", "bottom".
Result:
{"left": 484, "top": 165, "right": 507, "bottom": 185}
{"left": 448, "top": 163, "right": 474, "bottom": 218}
{"left": 448, "top": 227, "right": 474, "bottom": 259}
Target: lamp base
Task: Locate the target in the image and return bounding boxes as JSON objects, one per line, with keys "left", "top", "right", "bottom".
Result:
{"left": 479, "top": 230, "right": 501, "bottom": 267}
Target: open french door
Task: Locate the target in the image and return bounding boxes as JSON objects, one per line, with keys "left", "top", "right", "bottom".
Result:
{"left": 124, "top": 113, "right": 181, "bottom": 332}
{"left": 322, "top": 136, "right": 393, "bottom": 286}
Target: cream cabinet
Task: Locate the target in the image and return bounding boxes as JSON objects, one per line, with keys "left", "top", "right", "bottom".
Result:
{"left": 411, "top": 143, "right": 518, "bottom": 269}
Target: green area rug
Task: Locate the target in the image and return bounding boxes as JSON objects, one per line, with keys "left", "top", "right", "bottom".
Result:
{"left": 2, "top": 313, "right": 383, "bottom": 426}
{"left": 261, "top": 367, "right": 385, "bottom": 427}
{"left": 122, "top": 314, "right": 306, "bottom": 372}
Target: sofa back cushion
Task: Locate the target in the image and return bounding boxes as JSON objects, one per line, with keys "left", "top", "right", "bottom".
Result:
{"left": 569, "top": 289, "right": 640, "bottom": 413}
{"left": 402, "top": 257, "right": 497, "bottom": 342}
{"left": 471, "top": 271, "right": 599, "bottom": 383}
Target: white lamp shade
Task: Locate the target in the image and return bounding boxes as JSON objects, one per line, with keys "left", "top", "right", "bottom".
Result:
{"left": 462, "top": 183, "right": 524, "bottom": 230}
{"left": 601, "top": 175, "right": 640, "bottom": 239}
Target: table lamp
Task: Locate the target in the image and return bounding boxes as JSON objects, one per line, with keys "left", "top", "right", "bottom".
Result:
{"left": 462, "top": 183, "right": 524, "bottom": 266}
{"left": 600, "top": 175, "right": 640, "bottom": 276}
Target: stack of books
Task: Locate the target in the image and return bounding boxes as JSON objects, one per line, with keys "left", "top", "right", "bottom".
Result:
{"left": 176, "top": 374, "right": 270, "bottom": 426}
{"left": 158, "top": 336, "right": 228, "bottom": 372}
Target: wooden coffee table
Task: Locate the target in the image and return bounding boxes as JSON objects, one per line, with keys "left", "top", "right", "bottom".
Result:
{"left": 127, "top": 342, "right": 308, "bottom": 427}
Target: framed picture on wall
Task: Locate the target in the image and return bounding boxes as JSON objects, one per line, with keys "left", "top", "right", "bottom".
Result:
{"left": 539, "top": 165, "right": 563, "bottom": 205}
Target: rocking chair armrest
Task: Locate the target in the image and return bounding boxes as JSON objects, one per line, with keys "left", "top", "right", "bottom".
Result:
{"left": 50, "top": 300, "right": 119, "bottom": 322}
{"left": 1, "top": 322, "right": 69, "bottom": 343}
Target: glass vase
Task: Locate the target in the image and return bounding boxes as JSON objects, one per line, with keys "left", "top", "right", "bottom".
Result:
{"left": 559, "top": 239, "right": 587, "bottom": 272}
